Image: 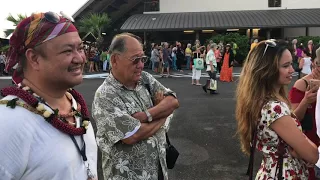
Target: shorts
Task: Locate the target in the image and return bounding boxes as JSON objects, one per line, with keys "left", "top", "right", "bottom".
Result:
{"left": 154, "top": 62, "right": 159, "bottom": 68}
{"left": 164, "top": 61, "right": 170, "bottom": 68}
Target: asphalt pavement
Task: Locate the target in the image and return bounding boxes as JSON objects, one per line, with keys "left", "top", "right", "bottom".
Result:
{"left": 0, "top": 69, "right": 298, "bottom": 180}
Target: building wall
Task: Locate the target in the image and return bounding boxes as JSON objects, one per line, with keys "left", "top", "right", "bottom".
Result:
{"left": 309, "top": 27, "right": 320, "bottom": 36}
{"left": 284, "top": 28, "right": 306, "bottom": 38}
{"left": 283, "top": 27, "right": 320, "bottom": 37}
{"left": 158, "top": 0, "right": 320, "bottom": 13}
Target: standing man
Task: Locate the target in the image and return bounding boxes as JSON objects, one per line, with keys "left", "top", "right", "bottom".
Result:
{"left": 0, "top": 12, "right": 97, "bottom": 180}
{"left": 92, "top": 33, "right": 179, "bottom": 180}
{"left": 161, "top": 42, "right": 171, "bottom": 78}
{"left": 203, "top": 43, "right": 218, "bottom": 94}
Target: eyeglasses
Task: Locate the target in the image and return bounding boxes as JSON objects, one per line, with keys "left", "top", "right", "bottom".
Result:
{"left": 129, "top": 56, "right": 149, "bottom": 64}
{"left": 119, "top": 54, "right": 148, "bottom": 64}
{"left": 262, "top": 39, "right": 277, "bottom": 58}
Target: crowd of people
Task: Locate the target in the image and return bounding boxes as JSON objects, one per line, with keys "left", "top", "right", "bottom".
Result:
{"left": 148, "top": 40, "right": 238, "bottom": 94}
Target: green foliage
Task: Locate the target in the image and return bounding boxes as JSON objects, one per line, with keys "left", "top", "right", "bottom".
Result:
{"left": 4, "top": 13, "right": 27, "bottom": 37}
{"left": 207, "top": 33, "right": 250, "bottom": 58}
{"left": 77, "top": 13, "right": 111, "bottom": 48}
{"left": 296, "top": 36, "right": 320, "bottom": 47}
{"left": 0, "top": 45, "right": 10, "bottom": 52}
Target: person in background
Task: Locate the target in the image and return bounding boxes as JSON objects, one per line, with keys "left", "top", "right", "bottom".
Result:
{"left": 151, "top": 43, "right": 160, "bottom": 73}
{"left": 161, "top": 42, "right": 171, "bottom": 78}
{"left": 203, "top": 43, "right": 218, "bottom": 94}
{"left": 220, "top": 44, "right": 234, "bottom": 82}
{"left": 231, "top": 41, "right": 238, "bottom": 64}
{"left": 250, "top": 39, "right": 259, "bottom": 50}
{"left": 148, "top": 43, "right": 155, "bottom": 70}
{"left": 101, "top": 48, "right": 109, "bottom": 72}
{"left": 215, "top": 45, "right": 222, "bottom": 73}
{"left": 299, "top": 49, "right": 312, "bottom": 78}
{"left": 236, "top": 40, "right": 318, "bottom": 179}
{"left": 289, "top": 47, "right": 320, "bottom": 180}
{"left": 308, "top": 40, "right": 314, "bottom": 57}
{"left": 171, "top": 47, "right": 177, "bottom": 71}
{"left": 176, "top": 42, "right": 184, "bottom": 72}
{"left": 191, "top": 46, "right": 204, "bottom": 85}
{"left": 0, "top": 52, "right": 5, "bottom": 76}
{"left": 185, "top": 43, "right": 192, "bottom": 70}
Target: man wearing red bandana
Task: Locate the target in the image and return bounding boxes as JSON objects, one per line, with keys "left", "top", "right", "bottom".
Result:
{"left": 0, "top": 12, "right": 97, "bottom": 180}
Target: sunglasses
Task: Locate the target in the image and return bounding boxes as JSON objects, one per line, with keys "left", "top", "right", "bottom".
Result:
{"left": 262, "top": 39, "right": 277, "bottom": 58}
{"left": 44, "top": 11, "right": 74, "bottom": 23}
{"left": 129, "top": 56, "right": 149, "bottom": 64}
{"left": 44, "top": 12, "right": 61, "bottom": 23}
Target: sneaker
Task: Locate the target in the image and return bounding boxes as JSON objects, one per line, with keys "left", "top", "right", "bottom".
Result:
{"left": 210, "top": 91, "right": 219, "bottom": 94}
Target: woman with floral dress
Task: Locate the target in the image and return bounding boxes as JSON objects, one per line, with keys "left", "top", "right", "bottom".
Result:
{"left": 236, "top": 40, "right": 319, "bottom": 179}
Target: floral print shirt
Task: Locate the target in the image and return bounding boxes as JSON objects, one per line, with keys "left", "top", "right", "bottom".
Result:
{"left": 255, "top": 101, "right": 308, "bottom": 180}
{"left": 92, "top": 71, "right": 176, "bottom": 180}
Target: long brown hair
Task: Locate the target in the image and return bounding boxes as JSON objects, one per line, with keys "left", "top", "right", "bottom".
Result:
{"left": 235, "top": 40, "right": 290, "bottom": 155}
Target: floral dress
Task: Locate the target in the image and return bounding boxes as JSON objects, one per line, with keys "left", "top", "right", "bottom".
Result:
{"left": 255, "top": 101, "right": 308, "bottom": 180}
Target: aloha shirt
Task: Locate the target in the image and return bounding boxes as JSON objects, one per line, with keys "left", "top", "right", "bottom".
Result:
{"left": 92, "top": 71, "right": 176, "bottom": 180}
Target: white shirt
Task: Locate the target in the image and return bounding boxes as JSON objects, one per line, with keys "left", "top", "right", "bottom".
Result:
{"left": 0, "top": 95, "right": 98, "bottom": 180}
{"left": 205, "top": 49, "right": 217, "bottom": 72}
{"left": 301, "top": 57, "right": 312, "bottom": 75}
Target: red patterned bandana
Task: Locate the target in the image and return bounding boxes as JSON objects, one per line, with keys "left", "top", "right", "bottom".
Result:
{"left": 5, "top": 12, "right": 78, "bottom": 84}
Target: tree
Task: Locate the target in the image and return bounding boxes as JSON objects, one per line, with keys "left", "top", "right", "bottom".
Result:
{"left": 4, "top": 13, "right": 27, "bottom": 38}
{"left": 77, "top": 13, "right": 111, "bottom": 48}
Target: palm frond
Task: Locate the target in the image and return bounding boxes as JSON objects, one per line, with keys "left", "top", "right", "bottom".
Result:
{"left": 77, "top": 12, "right": 111, "bottom": 42}
{"left": 4, "top": 29, "right": 14, "bottom": 38}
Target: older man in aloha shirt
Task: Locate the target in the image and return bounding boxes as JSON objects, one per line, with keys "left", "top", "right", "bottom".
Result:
{"left": 93, "top": 71, "right": 176, "bottom": 180}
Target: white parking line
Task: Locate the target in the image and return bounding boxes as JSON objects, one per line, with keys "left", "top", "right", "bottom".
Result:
{"left": 0, "top": 72, "right": 300, "bottom": 80}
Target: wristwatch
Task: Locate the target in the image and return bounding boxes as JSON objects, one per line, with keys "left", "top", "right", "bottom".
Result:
{"left": 145, "top": 110, "right": 153, "bottom": 122}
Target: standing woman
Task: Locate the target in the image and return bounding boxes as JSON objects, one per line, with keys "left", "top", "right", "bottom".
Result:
{"left": 220, "top": 44, "right": 234, "bottom": 82}
{"left": 185, "top": 43, "right": 192, "bottom": 70}
{"left": 176, "top": 42, "right": 184, "bottom": 72}
{"left": 236, "top": 40, "right": 319, "bottom": 179}
{"left": 191, "top": 47, "right": 204, "bottom": 85}
{"left": 289, "top": 47, "right": 320, "bottom": 180}
{"left": 299, "top": 49, "right": 312, "bottom": 78}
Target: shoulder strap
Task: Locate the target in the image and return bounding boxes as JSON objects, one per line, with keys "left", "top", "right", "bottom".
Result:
{"left": 246, "top": 128, "right": 257, "bottom": 180}
{"left": 247, "top": 128, "right": 285, "bottom": 180}
{"left": 276, "top": 140, "right": 285, "bottom": 179}
{"left": 302, "top": 78, "right": 309, "bottom": 89}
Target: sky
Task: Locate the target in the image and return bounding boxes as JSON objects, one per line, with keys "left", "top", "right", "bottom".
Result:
{"left": 0, "top": 0, "right": 88, "bottom": 39}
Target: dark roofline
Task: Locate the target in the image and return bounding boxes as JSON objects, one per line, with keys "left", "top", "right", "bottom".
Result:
{"left": 72, "top": 0, "right": 95, "bottom": 19}
{"left": 120, "top": 8, "right": 320, "bottom": 32}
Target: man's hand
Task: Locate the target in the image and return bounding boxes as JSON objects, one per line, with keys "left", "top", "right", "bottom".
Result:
{"left": 132, "top": 112, "right": 147, "bottom": 123}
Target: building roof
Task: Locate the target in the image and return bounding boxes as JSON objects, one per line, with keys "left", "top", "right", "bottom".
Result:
{"left": 120, "top": 8, "right": 320, "bottom": 31}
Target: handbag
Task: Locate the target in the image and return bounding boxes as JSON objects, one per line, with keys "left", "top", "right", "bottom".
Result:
{"left": 166, "top": 133, "right": 179, "bottom": 169}
{"left": 209, "top": 79, "right": 217, "bottom": 91}
{"left": 193, "top": 53, "right": 204, "bottom": 70}
{"left": 143, "top": 83, "right": 180, "bottom": 169}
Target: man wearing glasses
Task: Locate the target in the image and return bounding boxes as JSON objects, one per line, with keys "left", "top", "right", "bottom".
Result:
{"left": 92, "top": 33, "right": 179, "bottom": 180}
